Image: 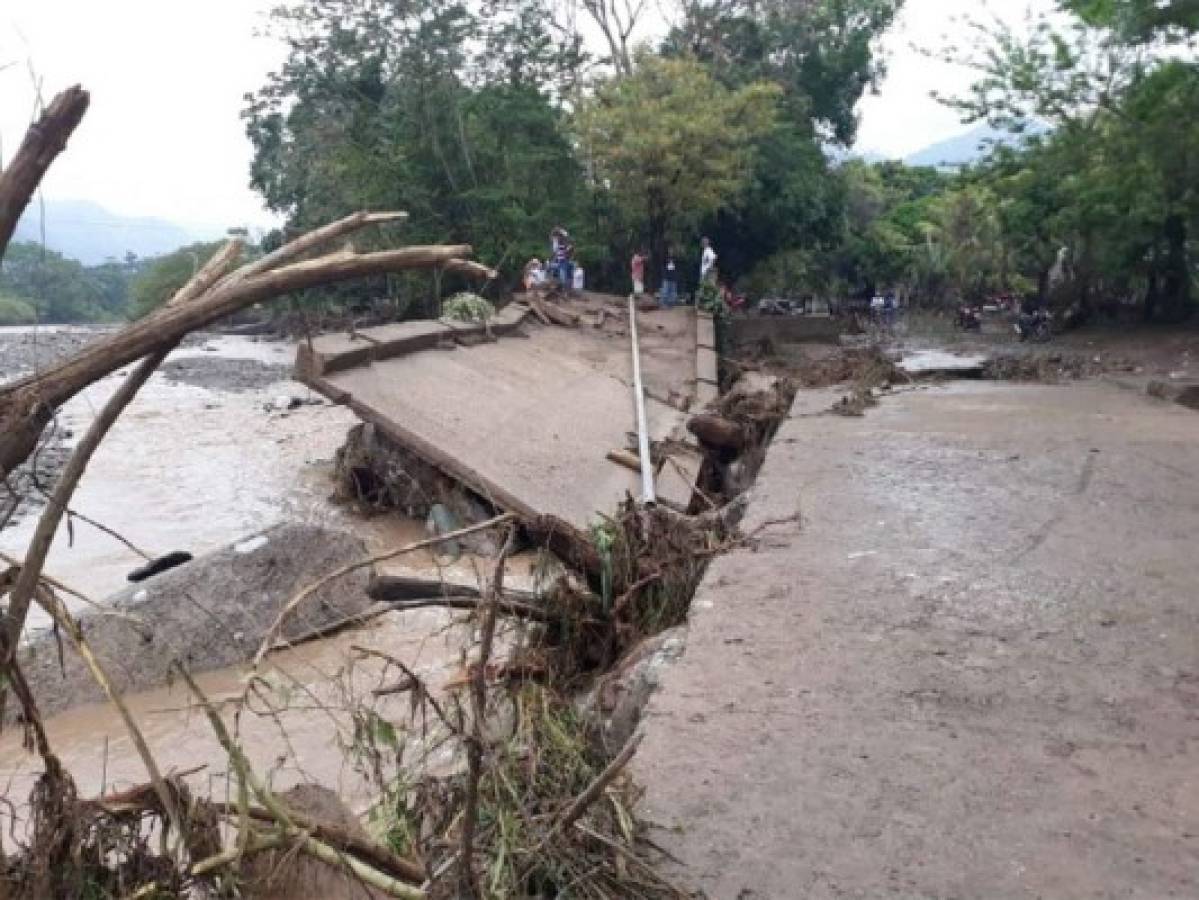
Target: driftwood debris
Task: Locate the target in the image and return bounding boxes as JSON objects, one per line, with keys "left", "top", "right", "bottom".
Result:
{"left": 0, "top": 241, "right": 472, "bottom": 480}
{"left": 526, "top": 293, "right": 580, "bottom": 327}
{"left": 606, "top": 448, "right": 643, "bottom": 473}
{"left": 687, "top": 413, "right": 748, "bottom": 453}
{"left": 0, "top": 86, "right": 89, "bottom": 254}
{"left": 367, "top": 571, "right": 537, "bottom": 604}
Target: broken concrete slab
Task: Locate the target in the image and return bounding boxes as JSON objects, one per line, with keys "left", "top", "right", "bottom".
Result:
{"left": 16, "top": 523, "right": 374, "bottom": 721}
{"left": 307, "top": 321, "right": 697, "bottom": 533}
{"left": 362, "top": 320, "right": 454, "bottom": 361}
{"left": 297, "top": 332, "right": 379, "bottom": 377}
{"left": 729, "top": 315, "right": 843, "bottom": 347}
{"left": 438, "top": 318, "right": 487, "bottom": 343}
{"left": 490, "top": 302, "right": 530, "bottom": 336}
{"left": 635, "top": 380, "right": 1199, "bottom": 898}
{"left": 898, "top": 349, "right": 988, "bottom": 377}
{"left": 695, "top": 379, "right": 719, "bottom": 408}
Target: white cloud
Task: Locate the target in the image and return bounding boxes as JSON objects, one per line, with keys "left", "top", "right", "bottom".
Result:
{"left": 854, "top": 0, "right": 1059, "bottom": 159}
{"left": 1, "top": 0, "right": 1060, "bottom": 227}
{"left": 1, "top": 0, "right": 284, "bottom": 228}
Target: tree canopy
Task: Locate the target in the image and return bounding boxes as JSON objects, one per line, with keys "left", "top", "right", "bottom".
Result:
{"left": 234, "top": 0, "right": 1196, "bottom": 325}
{"left": 0, "top": 243, "right": 142, "bottom": 324}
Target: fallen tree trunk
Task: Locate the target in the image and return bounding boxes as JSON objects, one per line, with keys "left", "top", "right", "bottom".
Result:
{"left": 367, "top": 571, "right": 537, "bottom": 604}
{"left": 0, "top": 86, "right": 90, "bottom": 257}
{"left": 0, "top": 242, "right": 472, "bottom": 480}
{"left": 605, "top": 449, "right": 642, "bottom": 473}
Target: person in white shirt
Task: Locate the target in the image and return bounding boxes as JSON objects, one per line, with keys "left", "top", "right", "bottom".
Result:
{"left": 700, "top": 237, "right": 717, "bottom": 284}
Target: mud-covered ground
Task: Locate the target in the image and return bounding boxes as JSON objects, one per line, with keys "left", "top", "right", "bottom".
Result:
{"left": 635, "top": 377, "right": 1199, "bottom": 898}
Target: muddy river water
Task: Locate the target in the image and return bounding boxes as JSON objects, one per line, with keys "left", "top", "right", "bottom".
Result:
{"left": 0, "top": 329, "right": 508, "bottom": 816}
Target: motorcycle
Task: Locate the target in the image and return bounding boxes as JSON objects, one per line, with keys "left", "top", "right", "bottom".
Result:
{"left": 1015, "top": 308, "right": 1053, "bottom": 343}
{"left": 955, "top": 305, "right": 982, "bottom": 332}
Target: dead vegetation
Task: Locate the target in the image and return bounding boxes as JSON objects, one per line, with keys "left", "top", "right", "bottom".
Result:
{"left": 980, "top": 350, "right": 1135, "bottom": 382}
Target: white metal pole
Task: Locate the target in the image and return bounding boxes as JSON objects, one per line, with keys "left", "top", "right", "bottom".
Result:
{"left": 628, "top": 295, "right": 657, "bottom": 505}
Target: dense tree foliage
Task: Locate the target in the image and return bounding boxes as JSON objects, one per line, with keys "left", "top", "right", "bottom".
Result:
{"left": 0, "top": 243, "right": 143, "bottom": 324}
{"left": 238, "top": 0, "right": 1196, "bottom": 325}
{"left": 577, "top": 54, "right": 778, "bottom": 282}
{"left": 243, "top": 0, "right": 901, "bottom": 299}
{"left": 929, "top": 0, "right": 1199, "bottom": 321}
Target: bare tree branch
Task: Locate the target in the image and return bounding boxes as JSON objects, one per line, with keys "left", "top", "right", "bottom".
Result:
{"left": 0, "top": 85, "right": 88, "bottom": 258}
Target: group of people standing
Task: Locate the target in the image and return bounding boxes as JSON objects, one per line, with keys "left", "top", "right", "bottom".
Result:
{"left": 630, "top": 237, "right": 717, "bottom": 307}
{"left": 524, "top": 226, "right": 584, "bottom": 292}
{"left": 523, "top": 229, "right": 721, "bottom": 305}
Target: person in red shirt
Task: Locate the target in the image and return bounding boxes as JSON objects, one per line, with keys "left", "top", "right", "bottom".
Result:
{"left": 631, "top": 249, "right": 646, "bottom": 295}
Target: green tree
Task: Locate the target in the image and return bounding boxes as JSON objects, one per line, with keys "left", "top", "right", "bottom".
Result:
{"left": 576, "top": 53, "right": 779, "bottom": 284}
{"left": 944, "top": 4, "right": 1199, "bottom": 320}
{"left": 243, "top": 0, "right": 588, "bottom": 303}
{"left": 1063, "top": 0, "right": 1199, "bottom": 41}
{"left": 128, "top": 242, "right": 226, "bottom": 319}
{"left": 0, "top": 242, "right": 116, "bottom": 323}
{"left": 666, "top": 0, "right": 904, "bottom": 144}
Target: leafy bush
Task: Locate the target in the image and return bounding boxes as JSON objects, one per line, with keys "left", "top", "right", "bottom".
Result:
{"left": 443, "top": 292, "right": 495, "bottom": 323}
{"left": 0, "top": 293, "right": 37, "bottom": 325}
{"left": 695, "top": 280, "right": 725, "bottom": 318}
{"left": 741, "top": 248, "right": 819, "bottom": 299}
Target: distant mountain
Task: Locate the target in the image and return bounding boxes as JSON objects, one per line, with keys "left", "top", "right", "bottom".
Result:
{"left": 12, "top": 199, "right": 226, "bottom": 265}
{"left": 903, "top": 122, "right": 1049, "bottom": 169}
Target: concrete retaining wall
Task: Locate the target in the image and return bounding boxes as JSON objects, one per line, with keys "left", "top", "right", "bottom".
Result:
{"left": 729, "top": 315, "right": 843, "bottom": 347}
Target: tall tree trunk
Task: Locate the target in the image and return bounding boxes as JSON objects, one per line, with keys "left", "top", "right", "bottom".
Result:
{"left": 1159, "top": 214, "right": 1191, "bottom": 321}
{"left": 647, "top": 189, "right": 667, "bottom": 294}
{"left": 1036, "top": 264, "right": 1051, "bottom": 306}
{"left": 1143, "top": 268, "right": 1159, "bottom": 323}
{"left": 0, "top": 87, "right": 90, "bottom": 259}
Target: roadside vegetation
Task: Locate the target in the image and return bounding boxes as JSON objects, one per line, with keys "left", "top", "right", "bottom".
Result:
{"left": 7, "top": 2, "right": 1193, "bottom": 329}
{"left": 240, "top": 0, "right": 1197, "bottom": 325}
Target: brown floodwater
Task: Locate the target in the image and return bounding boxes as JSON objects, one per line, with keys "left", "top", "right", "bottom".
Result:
{"left": 0, "top": 609, "right": 475, "bottom": 817}
{"left": 0, "top": 333, "right": 538, "bottom": 822}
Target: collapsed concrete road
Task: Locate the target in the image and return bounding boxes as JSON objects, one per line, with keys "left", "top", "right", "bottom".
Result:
{"left": 634, "top": 379, "right": 1199, "bottom": 898}
{"left": 296, "top": 298, "right": 714, "bottom": 528}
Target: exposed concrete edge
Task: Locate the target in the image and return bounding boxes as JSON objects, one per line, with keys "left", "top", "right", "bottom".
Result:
{"left": 14, "top": 523, "right": 374, "bottom": 722}
{"left": 295, "top": 305, "right": 532, "bottom": 378}
{"left": 298, "top": 365, "right": 599, "bottom": 568}
{"left": 695, "top": 311, "right": 720, "bottom": 409}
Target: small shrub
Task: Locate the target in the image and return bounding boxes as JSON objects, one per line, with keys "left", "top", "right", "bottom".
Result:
{"left": 443, "top": 292, "right": 496, "bottom": 323}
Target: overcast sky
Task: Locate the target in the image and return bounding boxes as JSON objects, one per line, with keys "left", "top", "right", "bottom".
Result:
{"left": 1, "top": 0, "right": 1055, "bottom": 230}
